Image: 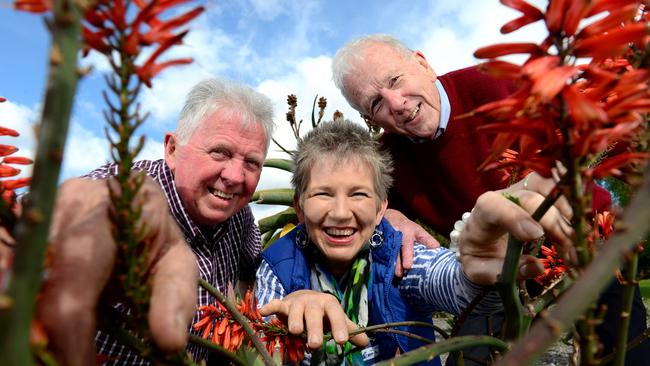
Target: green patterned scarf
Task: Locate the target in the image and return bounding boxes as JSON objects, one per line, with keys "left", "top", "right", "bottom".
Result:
{"left": 309, "top": 246, "right": 373, "bottom": 365}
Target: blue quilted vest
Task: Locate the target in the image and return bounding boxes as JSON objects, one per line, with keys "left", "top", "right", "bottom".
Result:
{"left": 260, "top": 219, "right": 441, "bottom": 365}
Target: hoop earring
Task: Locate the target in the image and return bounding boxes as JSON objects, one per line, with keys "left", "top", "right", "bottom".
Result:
{"left": 296, "top": 227, "right": 309, "bottom": 248}
{"left": 368, "top": 228, "right": 384, "bottom": 249}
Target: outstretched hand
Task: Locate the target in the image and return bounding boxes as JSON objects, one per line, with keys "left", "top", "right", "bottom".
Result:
{"left": 37, "top": 177, "right": 198, "bottom": 366}
{"left": 459, "top": 190, "right": 575, "bottom": 286}
{"left": 384, "top": 208, "right": 440, "bottom": 277}
{"left": 258, "top": 289, "right": 369, "bottom": 350}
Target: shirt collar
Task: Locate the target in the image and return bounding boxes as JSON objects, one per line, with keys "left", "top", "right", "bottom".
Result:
{"left": 407, "top": 79, "right": 450, "bottom": 143}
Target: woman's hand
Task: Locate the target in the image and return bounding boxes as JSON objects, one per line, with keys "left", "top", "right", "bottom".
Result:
{"left": 258, "top": 290, "right": 369, "bottom": 350}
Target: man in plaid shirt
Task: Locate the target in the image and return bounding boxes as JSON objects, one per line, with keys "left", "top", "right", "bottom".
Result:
{"left": 38, "top": 77, "right": 275, "bottom": 365}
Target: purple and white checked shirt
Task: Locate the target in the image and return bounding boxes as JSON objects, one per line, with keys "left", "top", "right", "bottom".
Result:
{"left": 88, "top": 159, "right": 261, "bottom": 365}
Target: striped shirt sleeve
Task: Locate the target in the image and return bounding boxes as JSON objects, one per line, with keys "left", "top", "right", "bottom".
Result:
{"left": 399, "top": 244, "right": 502, "bottom": 315}
{"left": 254, "top": 259, "right": 287, "bottom": 307}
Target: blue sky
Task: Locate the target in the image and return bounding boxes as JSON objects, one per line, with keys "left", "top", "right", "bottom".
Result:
{"left": 0, "top": 0, "right": 547, "bottom": 219}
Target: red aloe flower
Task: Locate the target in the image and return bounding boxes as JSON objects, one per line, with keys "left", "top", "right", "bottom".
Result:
{"left": 194, "top": 289, "right": 306, "bottom": 365}
{"left": 0, "top": 97, "right": 33, "bottom": 210}
{"left": 16, "top": 0, "right": 204, "bottom": 89}
{"left": 596, "top": 211, "right": 614, "bottom": 239}
{"left": 13, "top": 0, "right": 51, "bottom": 13}
{"left": 534, "top": 245, "right": 567, "bottom": 286}
{"left": 499, "top": 0, "right": 544, "bottom": 34}
{"left": 473, "top": 0, "right": 649, "bottom": 186}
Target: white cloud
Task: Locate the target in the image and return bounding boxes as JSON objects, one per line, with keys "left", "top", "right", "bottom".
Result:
{"left": 247, "top": 0, "right": 291, "bottom": 21}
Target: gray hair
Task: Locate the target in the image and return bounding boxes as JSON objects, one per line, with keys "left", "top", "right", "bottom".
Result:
{"left": 332, "top": 34, "right": 413, "bottom": 110}
{"left": 292, "top": 119, "right": 393, "bottom": 206}
{"left": 176, "top": 78, "right": 275, "bottom": 152}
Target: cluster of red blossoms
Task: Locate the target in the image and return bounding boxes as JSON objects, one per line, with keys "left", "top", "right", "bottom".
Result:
{"left": 471, "top": 0, "right": 649, "bottom": 181}
{"left": 0, "top": 97, "right": 32, "bottom": 210}
{"left": 534, "top": 210, "right": 617, "bottom": 286}
{"left": 194, "top": 290, "right": 306, "bottom": 365}
{"left": 14, "top": 0, "right": 204, "bottom": 88}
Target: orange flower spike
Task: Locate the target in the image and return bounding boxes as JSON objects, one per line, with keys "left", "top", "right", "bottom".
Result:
{"left": 587, "top": 0, "right": 641, "bottom": 17}
{"left": 124, "top": 31, "right": 141, "bottom": 57}
{"left": 499, "top": 0, "right": 544, "bottom": 34}
{"left": 0, "top": 127, "right": 19, "bottom": 137}
{"left": 83, "top": 8, "right": 106, "bottom": 28}
{"left": 578, "top": 4, "right": 639, "bottom": 39}
{"left": 147, "top": 7, "right": 204, "bottom": 36}
{"left": 137, "top": 58, "right": 193, "bottom": 88}
{"left": 474, "top": 42, "right": 544, "bottom": 59}
{"left": 479, "top": 60, "right": 522, "bottom": 80}
{"left": 3, "top": 177, "right": 31, "bottom": 191}
{"left": 531, "top": 66, "right": 578, "bottom": 103}
{"left": 223, "top": 325, "right": 231, "bottom": 350}
{"left": 0, "top": 145, "right": 18, "bottom": 157}
{"left": 136, "top": 31, "right": 188, "bottom": 87}
{"left": 574, "top": 22, "right": 650, "bottom": 59}
{"left": 523, "top": 56, "right": 560, "bottom": 80}
{"left": 562, "top": 0, "right": 595, "bottom": 37}
{"left": 82, "top": 27, "right": 111, "bottom": 54}
{"left": 562, "top": 85, "right": 608, "bottom": 128}
{"left": 201, "top": 320, "right": 212, "bottom": 339}
{"left": 3, "top": 156, "right": 33, "bottom": 165}
{"left": 587, "top": 152, "right": 649, "bottom": 179}
{"left": 597, "top": 211, "right": 615, "bottom": 238}
{"left": 545, "top": 0, "right": 570, "bottom": 33}
{"left": 13, "top": 0, "right": 51, "bottom": 13}
{"left": 192, "top": 315, "right": 212, "bottom": 330}
{"left": 111, "top": 0, "right": 127, "bottom": 31}
{"left": 217, "top": 317, "right": 228, "bottom": 335}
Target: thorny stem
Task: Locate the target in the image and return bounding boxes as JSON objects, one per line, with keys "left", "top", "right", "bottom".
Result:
{"left": 374, "top": 335, "right": 509, "bottom": 366}
{"left": 104, "top": 10, "right": 151, "bottom": 341}
{"left": 0, "top": 1, "right": 81, "bottom": 364}
{"left": 613, "top": 252, "right": 640, "bottom": 366}
{"left": 188, "top": 335, "right": 247, "bottom": 366}
{"left": 198, "top": 279, "right": 275, "bottom": 366}
{"left": 497, "top": 186, "right": 562, "bottom": 340}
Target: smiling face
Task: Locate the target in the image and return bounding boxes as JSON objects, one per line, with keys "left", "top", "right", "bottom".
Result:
{"left": 343, "top": 43, "right": 442, "bottom": 139}
{"left": 296, "top": 156, "right": 387, "bottom": 276}
{"left": 164, "top": 107, "right": 266, "bottom": 226}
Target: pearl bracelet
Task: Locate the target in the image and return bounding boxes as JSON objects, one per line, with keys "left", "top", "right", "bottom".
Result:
{"left": 449, "top": 211, "right": 472, "bottom": 254}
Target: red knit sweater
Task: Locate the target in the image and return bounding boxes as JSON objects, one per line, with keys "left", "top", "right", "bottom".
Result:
{"left": 382, "top": 66, "right": 611, "bottom": 235}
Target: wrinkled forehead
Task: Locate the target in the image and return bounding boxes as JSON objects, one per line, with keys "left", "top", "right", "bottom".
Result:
{"left": 343, "top": 44, "right": 408, "bottom": 112}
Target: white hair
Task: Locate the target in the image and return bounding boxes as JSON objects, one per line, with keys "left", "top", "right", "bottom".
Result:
{"left": 332, "top": 34, "right": 413, "bottom": 110}
{"left": 176, "top": 78, "right": 275, "bottom": 152}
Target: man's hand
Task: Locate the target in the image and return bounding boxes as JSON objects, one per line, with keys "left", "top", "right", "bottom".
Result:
{"left": 384, "top": 208, "right": 440, "bottom": 277}
{"left": 459, "top": 190, "right": 575, "bottom": 285}
{"left": 37, "top": 177, "right": 198, "bottom": 366}
{"left": 258, "top": 290, "right": 369, "bottom": 350}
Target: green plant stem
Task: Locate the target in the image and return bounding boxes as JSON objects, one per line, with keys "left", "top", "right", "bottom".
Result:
{"left": 613, "top": 252, "right": 639, "bottom": 366}
{"left": 258, "top": 207, "right": 296, "bottom": 234}
{"left": 198, "top": 279, "right": 275, "bottom": 366}
{"left": 374, "top": 335, "right": 509, "bottom": 366}
{"left": 497, "top": 186, "right": 562, "bottom": 340}
{"left": 263, "top": 158, "right": 295, "bottom": 172}
{"left": 188, "top": 335, "right": 247, "bottom": 366}
{"left": 0, "top": 2, "right": 81, "bottom": 365}
{"left": 250, "top": 188, "right": 295, "bottom": 205}
{"left": 496, "top": 163, "right": 650, "bottom": 366}
{"left": 529, "top": 274, "right": 573, "bottom": 314}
